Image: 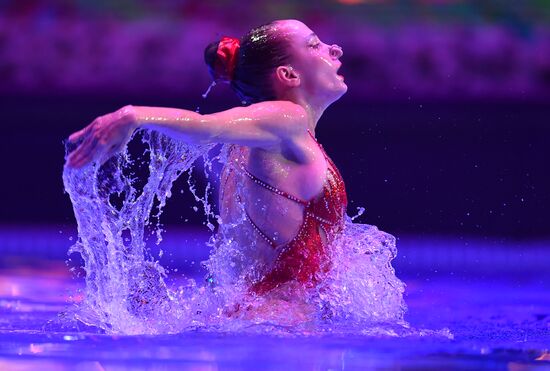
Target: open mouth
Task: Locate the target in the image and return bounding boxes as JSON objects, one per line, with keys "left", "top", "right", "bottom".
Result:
{"left": 336, "top": 66, "right": 344, "bottom": 80}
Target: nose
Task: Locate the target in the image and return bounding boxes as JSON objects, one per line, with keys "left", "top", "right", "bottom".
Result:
{"left": 329, "top": 44, "right": 343, "bottom": 59}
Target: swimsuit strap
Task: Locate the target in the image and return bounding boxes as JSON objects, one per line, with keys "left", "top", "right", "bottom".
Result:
{"left": 240, "top": 129, "right": 326, "bottom": 206}
{"left": 234, "top": 193, "right": 279, "bottom": 249}
{"left": 238, "top": 131, "right": 342, "bottom": 249}
{"left": 244, "top": 208, "right": 279, "bottom": 249}
{"left": 239, "top": 159, "right": 309, "bottom": 249}
{"left": 240, "top": 165, "right": 309, "bottom": 206}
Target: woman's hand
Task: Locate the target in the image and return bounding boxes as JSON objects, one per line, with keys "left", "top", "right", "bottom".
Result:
{"left": 66, "top": 105, "right": 138, "bottom": 168}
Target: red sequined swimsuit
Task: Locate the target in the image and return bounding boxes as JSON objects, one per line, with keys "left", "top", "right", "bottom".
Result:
{"left": 237, "top": 130, "right": 348, "bottom": 295}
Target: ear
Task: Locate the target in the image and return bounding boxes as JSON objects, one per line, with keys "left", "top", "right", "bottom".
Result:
{"left": 275, "top": 65, "right": 300, "bottom": 87}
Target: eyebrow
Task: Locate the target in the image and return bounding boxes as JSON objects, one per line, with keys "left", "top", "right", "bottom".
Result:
{"left": 307, "top": 33, "right": 319, "bottom": 43}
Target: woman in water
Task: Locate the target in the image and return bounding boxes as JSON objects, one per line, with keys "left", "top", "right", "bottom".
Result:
{"left": 66, "top": 20, "right": 403, "bottom": 325}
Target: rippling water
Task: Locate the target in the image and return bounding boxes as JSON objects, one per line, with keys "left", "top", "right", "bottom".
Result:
{"left": 0, "top": 254, "right": 548, "bottom": 369}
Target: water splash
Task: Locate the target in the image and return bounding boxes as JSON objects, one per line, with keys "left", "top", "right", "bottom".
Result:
{"left": 201, "top": 80, "right": 217, "bottom": 100}
{"left": 62, "top": 130, "right": 438, "bottom": 337}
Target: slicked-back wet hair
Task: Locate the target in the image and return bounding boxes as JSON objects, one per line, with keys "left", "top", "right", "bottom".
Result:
{"left": 204, "top": 21, "right": 292, "bottom": 104}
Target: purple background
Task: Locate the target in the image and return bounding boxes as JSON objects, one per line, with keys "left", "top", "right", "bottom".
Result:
{"left": 1, "top": 0, "right": 549, "bottom": 239}
{"left": 1, "top": 5, "right": 548, "bottom": 368}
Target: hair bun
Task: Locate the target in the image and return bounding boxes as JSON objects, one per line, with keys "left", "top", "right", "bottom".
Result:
{"left": 204, "top": 36, "right": 240, "bottom": 82}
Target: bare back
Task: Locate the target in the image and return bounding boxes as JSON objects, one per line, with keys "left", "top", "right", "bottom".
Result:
{"left": 219, "top": 129, "right": 329, "bottom": 250}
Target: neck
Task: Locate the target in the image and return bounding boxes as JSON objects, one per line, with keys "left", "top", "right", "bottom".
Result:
{"left": 280, "top": 92, "right": 330, "bottom": 134}
{"left": 303, "top": 102, "right": 326, "bottom": 134}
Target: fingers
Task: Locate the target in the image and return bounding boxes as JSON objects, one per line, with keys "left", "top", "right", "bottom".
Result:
{"left": 66, "top": 114, "right": 130, "bottom": 169}
{"left": 66, "top": 118, "right": 101, "bottom": 168}
{"left": 68, "top": 128, "right": 86, "bottom": 143}
{"left": 68, "top": 116, "right": 103, "bottom": 143}
{"left": 68, "top": 121, "right": 95, "bottom": 143}
{"left": 67, "top": 136, "right": 124, "bottom": 169}
{"left": 66, "top": 135, "right": 100, "bottom": 168}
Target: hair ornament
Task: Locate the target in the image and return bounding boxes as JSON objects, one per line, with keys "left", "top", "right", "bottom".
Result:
{"left": 215, "top": 36, "right": 241, "bottom": 82}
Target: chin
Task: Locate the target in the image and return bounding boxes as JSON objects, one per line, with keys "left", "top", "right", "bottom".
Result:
{"left": 329, "top": 83, "right": 348, "bottom": 103}
{"left": 309, "top": 81, "right": 348, "bottom": 106}
{"left": 338, "top": 82, "right": 348, "bottom": 96}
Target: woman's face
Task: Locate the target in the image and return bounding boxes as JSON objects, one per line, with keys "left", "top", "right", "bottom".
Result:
{"left": 276, "top": 20, "right": 347, "bottom": 105}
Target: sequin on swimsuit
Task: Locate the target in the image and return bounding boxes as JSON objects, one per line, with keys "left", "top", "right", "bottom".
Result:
{"left": 237, "top": 130, "right": 348, "bottom": 295}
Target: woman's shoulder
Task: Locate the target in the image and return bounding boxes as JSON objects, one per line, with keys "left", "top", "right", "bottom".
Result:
{"left": 246, "top": 100, "right": 308, "bottom": 138}
{"left": 248, "top": 100, "right": 307, "bottom": 122}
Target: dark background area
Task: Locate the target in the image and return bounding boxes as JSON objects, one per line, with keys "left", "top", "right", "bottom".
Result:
{"left": 1, "top": 0, "right": 549, "bottom": 239}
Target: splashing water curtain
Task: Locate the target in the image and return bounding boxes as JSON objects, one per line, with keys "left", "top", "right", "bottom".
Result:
{"left": 62, "top": 127, "right": 443, "bottom": 336}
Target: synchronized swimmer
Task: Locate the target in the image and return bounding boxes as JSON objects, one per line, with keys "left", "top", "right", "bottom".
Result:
{"left": 67, "top": 19, "right": 348, "bottom": 296}
{"left": 64, "top": 20, "right": 405, "bottom": 330}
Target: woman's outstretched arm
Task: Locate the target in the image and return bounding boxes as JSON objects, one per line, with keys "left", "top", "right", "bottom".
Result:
{"left": 66, "top": 101, "right": 307, "bottom": 168}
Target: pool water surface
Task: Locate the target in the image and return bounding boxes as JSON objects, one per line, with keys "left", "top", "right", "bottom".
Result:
{"left": 0, "top": 229, "right": 548, "bottom": 370}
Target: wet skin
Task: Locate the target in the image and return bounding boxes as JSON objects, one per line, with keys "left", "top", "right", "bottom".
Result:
{"left": 66, "top": 19, "right": 347, "bottom": 265}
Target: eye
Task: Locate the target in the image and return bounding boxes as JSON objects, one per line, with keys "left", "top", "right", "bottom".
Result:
{"left": 309, "top": 42, "right": 321, "bottom": 49}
